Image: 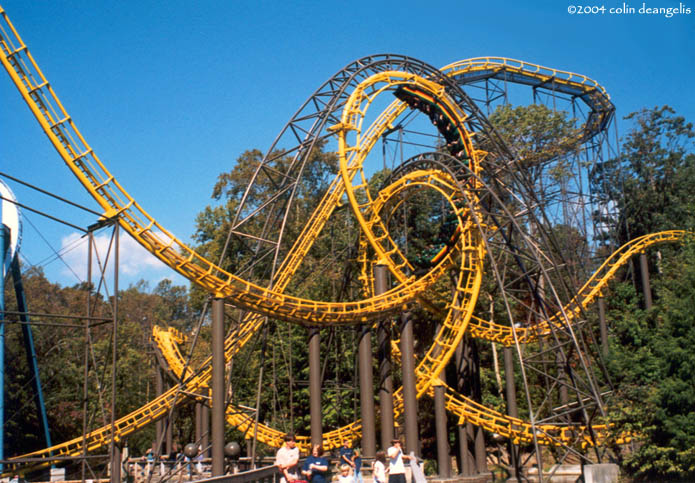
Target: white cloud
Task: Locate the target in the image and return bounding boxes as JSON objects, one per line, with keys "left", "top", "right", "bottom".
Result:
{"left": 58, "top": 231, "right": 186, "bottom": 288}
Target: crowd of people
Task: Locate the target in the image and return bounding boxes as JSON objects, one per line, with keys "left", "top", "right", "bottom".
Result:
{"left": 275, "top": 435, "right": 417, "bottom": 483}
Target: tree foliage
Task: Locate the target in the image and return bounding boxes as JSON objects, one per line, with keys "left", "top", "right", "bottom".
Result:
{"left": 603, "top": 106, "right": 695, "bottom": 479}
{"left": 606, "top": 239, "right": 695, "bottom": 479}
{"left": 592, "top": 106, "right": 695, "bottom": 245}
{"left": 3, "top": 267, "right": 194, "bottom": 459}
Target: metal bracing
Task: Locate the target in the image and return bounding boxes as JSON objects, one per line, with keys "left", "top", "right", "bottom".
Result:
{"left": 4, "top": 5, "right": 694, "bottom": 479}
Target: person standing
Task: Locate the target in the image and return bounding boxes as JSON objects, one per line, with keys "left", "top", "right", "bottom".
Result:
{"left": 339, "top": 440, "right": 355, "bottom": 472}
{"left": 386, "top": 439, "right": 410, "bottom": 483}
{"left": 373, "top": 451, "right": 387, "bottom": 483}
{"left": 276, "top": 434, "right": 300, "bottom": 483}
{"left": 353, "top": 448, "right": 363, "bottom": 483}
{"left": 302, "top": 444, "right": 329, "bottom": 483}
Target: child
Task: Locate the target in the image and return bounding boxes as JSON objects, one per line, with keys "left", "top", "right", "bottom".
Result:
{"left": 372, "top": 451, "right": 387, "bottom": 483}
{"left": 338, "top": 464, "right": 354, "bottom": 483}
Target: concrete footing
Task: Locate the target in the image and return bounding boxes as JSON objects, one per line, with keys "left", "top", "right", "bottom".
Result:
{"left": 584, "top": 464, "right": 619, "bottom": 483}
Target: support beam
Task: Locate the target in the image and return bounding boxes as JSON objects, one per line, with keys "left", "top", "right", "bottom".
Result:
{"left": 109, "top": 225, "right": 119, "bottom": 483}
{"left": 400, "top": 311, "right": 419, "bottom": 456}
{"left": 468, "top": 339, "right": 486, "bottom": 474}
{"left": 375, "top": 265, "right": 394, "bottom": 450}
{"left": 359, "top": 321, "right": 376, "bottom": 458}
{"left": 639, "top": 253, "right": 653, "bottom": 310}
{"left": 12, "top": 258, "right": 52, "bottom": 452}
{"left": 454, "top": 342, "right": 472, "bottom": 476}
{"left": 0, "top": 225, "right": 6, "bottom": 470}
{"left": 598, "top": 297, "right": 609, "bottom": 356}
{"left": 165, "top": 401, "right": 173, "bottom": 455}
{"left": 309, "top": 327, "right": 322, "bottom": 446}
{"left": 81, "top": 232, "right": 93, "bottom": 482}
{"left": 112, "top": 443, "right": 121, "bottom": 483}
{"left": 202, "top": 388, "right": 210, "bottom": 457}
{"left": 504, "top": 346, "right": 519, "bottom": 475}
{"left": 156, "top": 368, "right": 164, "bottom": 448}
{"left": 434, "top": 383, "right": 450, "bottom": 477}
{"left": 211, "top": 298, "right": 225, "bottom": 476}
{"left": 196, "top": 402, "right": 202, "bottom": 447}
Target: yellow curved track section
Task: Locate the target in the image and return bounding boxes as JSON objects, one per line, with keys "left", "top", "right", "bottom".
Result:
{"left": 0, "top": 8, "right": 427, "bottom": 327}
{"left": 0, "top": 3, "right": 657, "bottom": 470}
{"left": 466, "top": 230, "right": 687, "bottom": 346}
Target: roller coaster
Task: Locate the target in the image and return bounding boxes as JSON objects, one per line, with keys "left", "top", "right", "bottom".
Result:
{"left": 0, "top": 3, "right": 689, "bottom": 478}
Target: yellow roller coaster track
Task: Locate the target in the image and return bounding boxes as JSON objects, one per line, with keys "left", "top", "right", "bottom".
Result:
{"left": 0, "top": 3, "right": 661, "bottom": 471}
{"left": 465, "top": 231, "right": 688, "bottom": 346}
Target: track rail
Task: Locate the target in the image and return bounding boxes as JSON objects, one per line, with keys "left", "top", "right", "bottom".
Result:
{"left": 0, "top": 3, "right": 651, "bottom": 471}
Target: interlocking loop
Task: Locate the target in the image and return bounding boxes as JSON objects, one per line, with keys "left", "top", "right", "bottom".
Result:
{"left": 2, "top": 4, "right": 688, "bottom": 470}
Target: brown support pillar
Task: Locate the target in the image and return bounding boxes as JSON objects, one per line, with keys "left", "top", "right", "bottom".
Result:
{"left": 112, "top": 442, "right": 121, "bottom": 483}
{"left": 474, "top": 426, "right": 486, "bottom": 474}
{"left": 81, "top": 233, "right": 93, "bottom": 483}
{"left": 455, "top": 341, "right": 473, "bottom": 476}
{"left": 359, "top": 322, "right": 376, "bottom": 458}
{"left": 556, "top": 352, "right": 569, "bottom": 419}
{"left": 309, "top": 327, "right": 323, "bottom": 446}
{"left": 211, "top": 298, "right": 225, "bottom": 476}
{"left": 469, "top": 340, "right": 486, "bottom": 474}
{"left": 375, "top": 265, "right": 394, "bottom": 450}
{"left": 109, "top": 225, "right": 120, "bottom": 483}
{"left": 166, "top": 403, "right": 173, "bottom": 455}
{"left": 504, "top": 346, "right": 519, "bottom": 474}
{"left": 598, "top": 297, "right": 609, "bottom": 356}
{"left": 156, "top": 367, "right": 164, "bottom": 449}
{"left": 639, "top": 253, "right": 653, "bottom": 309}
{"left": 202, "top": 388, "right": 210, "bottom": 457}
{"left": 400, "top": 311, "right": 419, "bottom": 456}
{"left": 196, "top": 402, "right": 202, "bottom": 445}
{"left": 434, "top": 383, "right": 451, "bottom": 477}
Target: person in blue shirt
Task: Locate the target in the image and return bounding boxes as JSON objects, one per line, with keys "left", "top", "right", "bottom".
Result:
{"left": 302, "top": 444, "right": 329, "bottom": 483}
{"left": 339, "top": 440, "right": 355, "bottom": 472}
{"left": 353, "top": 448, "right": 363, "bottom": 483}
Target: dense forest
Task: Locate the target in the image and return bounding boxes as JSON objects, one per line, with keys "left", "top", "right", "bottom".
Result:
{"left": 3, "top": 105, "right": 694, "bottom": 481}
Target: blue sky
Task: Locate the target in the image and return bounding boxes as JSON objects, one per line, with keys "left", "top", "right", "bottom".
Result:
{"left": 0, "top": 0, "right": 692, "bottom": 290}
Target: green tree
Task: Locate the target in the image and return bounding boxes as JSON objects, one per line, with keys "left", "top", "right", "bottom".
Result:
{"left": 601, "top": 106, "right": 695, "bottom": 479}
{"left": 3, "top": 265, "right": 192, "bottom": 458}
{"left": 592, "top": 106, "right": 695, "bottom": 245}
{"left": 606, "top": 238, "right": 695, "bottom": 480}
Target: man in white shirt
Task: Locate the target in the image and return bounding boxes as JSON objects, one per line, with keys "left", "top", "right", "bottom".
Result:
{"left": 386, "top": 439, "right": 410, "bottom": 483}
{"left": 276, "top": 434, "right": 300, "bottom": 483}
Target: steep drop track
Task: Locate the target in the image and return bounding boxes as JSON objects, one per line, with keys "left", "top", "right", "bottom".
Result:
{"left": 0, "top": 4, "right": 682, "bottom": 472}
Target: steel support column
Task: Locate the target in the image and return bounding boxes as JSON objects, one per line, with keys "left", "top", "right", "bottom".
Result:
{"left": 156, "top": 368, "right": 164, "bottom": 448}
{"left": 165, "top": 399, "right": 173, "bottom": 455}
{"left": 81, "top": 232, "right": 93, "bottom": 482}
{"left": 202, "top": 388, "right": 210, "bottom": 457}
{"left": 309, "top": 327, "right": 322, "bottom": 446}
{"left": 359, "top": 320, "right": 376, "bottom": 458}
{"left": 109, "top": 225, "right": 119, "bottom": 483}
{"left": 0, "top": 225, "right": 6, "bottom": 470}
{"left": 598, "top": 297, "right": 609, "bottom": 356}
{"left": 400, "top": 311, "right": 419, "bottom": 456}
{"left": 434, "top": 383, "right": 450, "bottom": 477}
{"left": 112, "top": 443, "right": 121, "bottom": 483}
{"left": 375, "top": 265, "right": 394, "bottom": 450}
{"left": 196, "top": 402, "right": 202, "bottom": 447}
{"left": 504, "top": 346, "right": 519, "bottom": 475}
{"left": 454, "top": 341, "right": 472, "bottom": 476}
{"left": 639, "top": 253, "right": 653, "bottom": 310}
{"left": 212, "top": 297, "right": 225, "bottom": 476}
